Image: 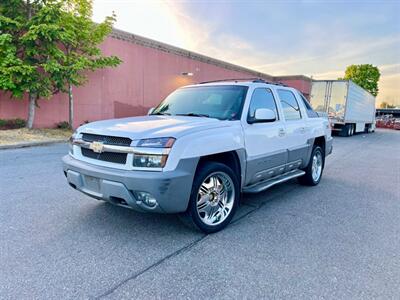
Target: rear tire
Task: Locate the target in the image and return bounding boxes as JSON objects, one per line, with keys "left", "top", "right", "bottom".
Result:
{"left": 298, "top": 145, "right": 325, "bottom": 186}
{"left": 181, "top": 162, "right": 240, "bottom": 234}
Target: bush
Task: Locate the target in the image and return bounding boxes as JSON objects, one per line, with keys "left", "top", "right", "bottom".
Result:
{"left": 56, "top": 121, "right": 71, "bottom": 129}
{"left": 0, "top": 118, "right": 26, "bottom": 130}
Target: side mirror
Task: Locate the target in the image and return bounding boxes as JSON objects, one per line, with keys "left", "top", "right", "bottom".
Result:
{"left": 250, "top": 108, "right": 276, "bottom": 124}
{"left": 147, "top": 107, "right": 155, "bottom": 115}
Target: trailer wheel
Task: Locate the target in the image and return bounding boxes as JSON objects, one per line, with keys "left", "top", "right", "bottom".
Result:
{"left": 341, "top": 124, "right": 351, "bottom": 137}
{"left": 350, "top": 124, "right": 354, "bottom": 136}
{"left": 368, "top": 125, "right": 374, "bottom": 133}
{"left": 365, "top": 124, "right": 371, "bottom": 133}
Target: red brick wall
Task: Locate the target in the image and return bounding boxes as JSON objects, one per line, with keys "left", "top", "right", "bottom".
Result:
{"left": 0, "top": 34, "right": 311, "bottom": 128}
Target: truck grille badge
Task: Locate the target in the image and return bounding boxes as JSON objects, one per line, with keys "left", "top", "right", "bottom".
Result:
{"left": 89, "top": 141, "right": 105, "bottom": 153}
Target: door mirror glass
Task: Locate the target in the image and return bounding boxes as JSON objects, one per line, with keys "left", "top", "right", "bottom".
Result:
{"left": 148, "top": 107, "right": 155, "bottom": 115}
{"left": 252, "top": 108, "right": 276, "bottom": 123}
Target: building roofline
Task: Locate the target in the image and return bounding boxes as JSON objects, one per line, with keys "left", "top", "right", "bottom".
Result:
{"left": 110, "top": 28, "right": 276, "bottom": 81}
{"left": 274, "top": 75, "right": 312, "bottom": 81}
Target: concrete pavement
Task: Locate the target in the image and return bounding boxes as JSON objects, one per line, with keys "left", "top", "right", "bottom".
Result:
{"left": 0, "top": 129, "right": 399, "bottom": 299}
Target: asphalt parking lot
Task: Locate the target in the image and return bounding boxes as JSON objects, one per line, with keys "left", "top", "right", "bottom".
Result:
{"left": 1, "top": 129, "right": 399, "bottom": 299}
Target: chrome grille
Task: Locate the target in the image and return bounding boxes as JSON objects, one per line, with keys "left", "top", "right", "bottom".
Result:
{"left": 82, "top": 133, "right": 132, "bottom": 146}
{"left": 81, "top": 148, "right": 127, "bottom": 164}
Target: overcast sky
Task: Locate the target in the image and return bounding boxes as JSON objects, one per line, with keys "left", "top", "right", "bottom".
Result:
{"left": 93, "top": 0, "right": 400, "bottom": 106}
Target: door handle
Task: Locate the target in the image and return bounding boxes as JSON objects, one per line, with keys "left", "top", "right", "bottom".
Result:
{"left": 300, "top": 127, "right": 306, "bottom": 133}
{"left": 278, "top": 128, "right": 285, "bottom": 137}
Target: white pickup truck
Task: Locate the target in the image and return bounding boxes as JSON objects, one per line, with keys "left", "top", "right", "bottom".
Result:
{"left": 63, "top": 79, "right": 333, "bottom": 233}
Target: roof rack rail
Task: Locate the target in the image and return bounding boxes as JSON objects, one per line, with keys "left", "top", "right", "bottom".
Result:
{"left": 199, "top": 78, "right": 271, "bottom": 84}
{"left": 199, "top": 78, "right": 287, "bottom": 86}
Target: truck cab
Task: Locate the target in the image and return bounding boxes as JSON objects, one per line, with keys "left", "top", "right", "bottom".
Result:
{"left": 63, "top": 79, "right": 332, "bottom": 233}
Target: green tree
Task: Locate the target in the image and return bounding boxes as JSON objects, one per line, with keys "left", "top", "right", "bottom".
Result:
{"left": 340, "top": 64, "right": 381, "bottom": 97}
{"left": 0, "top": 0, "right": 57, "bottom": 128}
{"left": 50, "top": 0, "right": 121, "bottom": 128}
{"left": 0, "top": 0, "right": 121, "bottom": 129}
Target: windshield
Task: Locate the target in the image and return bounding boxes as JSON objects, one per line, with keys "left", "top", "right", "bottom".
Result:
{"left": 151, "top": 85, "right": 249, "bottom": 120}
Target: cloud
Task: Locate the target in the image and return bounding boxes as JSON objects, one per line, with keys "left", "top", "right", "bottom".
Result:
{"left": 93, "top": 0, "right": 189, "bottom": 48}
{"left": 377, "top": 73, "right": 400, "bottom": 106}
{"left": 379, "top": 63, "right": 400, "bottom": 75}
{"left": 164, "top": 2, "right": 271, "bottom": 70}
{"left": 93, "top": 0, "right": 400, "bottom": 105}
{"left": 252, "top": 35, "right": 400, "bottom": 74}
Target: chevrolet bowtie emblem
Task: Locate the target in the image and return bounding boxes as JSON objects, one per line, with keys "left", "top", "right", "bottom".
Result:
{"left": 90, "top": 141, "right": 105, "bottom": 153}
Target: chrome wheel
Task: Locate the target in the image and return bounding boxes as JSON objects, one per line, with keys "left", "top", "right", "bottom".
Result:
{"left": 196, "top": 172, "right": 235, "bottom": 226}
{"left": 311, "top": 151, "right": 323, "bottom": 182}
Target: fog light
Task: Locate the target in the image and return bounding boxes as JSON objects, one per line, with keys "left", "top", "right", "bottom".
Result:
{"left": 134, "top": 191, "right": 158, "bottom": 208}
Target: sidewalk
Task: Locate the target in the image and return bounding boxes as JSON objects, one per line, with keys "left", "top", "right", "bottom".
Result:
{"left": 0, "top": 128, "right": 71, "bottom": 149}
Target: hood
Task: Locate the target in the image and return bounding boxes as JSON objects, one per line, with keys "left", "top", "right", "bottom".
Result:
{"left": 77, "top": 115, "right": 231, "bottom": 140}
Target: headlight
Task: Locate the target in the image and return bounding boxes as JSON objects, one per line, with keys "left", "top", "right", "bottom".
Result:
{"left": 137, "top": 137, "right": 175, "bottom": 148}
{"left": 132, "top": 154, "right": 168, "bottom": 168}
{"left": 133, "top": 137, "right": 175, "bottom": 168}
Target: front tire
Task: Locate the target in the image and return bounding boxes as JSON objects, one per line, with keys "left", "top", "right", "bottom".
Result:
{"left": 184, "top": 162, "right": 240, "bottom": 234}
{"left": 298, "top": 145, "right": 325, "bottom": 186}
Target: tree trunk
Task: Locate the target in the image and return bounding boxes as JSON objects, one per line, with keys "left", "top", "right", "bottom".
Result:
{"left": 68, "top": 83, "right": 74, "bottom": 129}
{"left": 26, "top": 1, "right": 35, "bottom": 130}
{"left": 27, "top": 0, "right": 32, "bottom": 19}
{"left": 27, "top": 93, "right": 36, "bottom": 129}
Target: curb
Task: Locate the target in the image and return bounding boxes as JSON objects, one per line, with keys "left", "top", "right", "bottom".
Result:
{"left": 0, "top": 139, "right": 67, "bottom": 150}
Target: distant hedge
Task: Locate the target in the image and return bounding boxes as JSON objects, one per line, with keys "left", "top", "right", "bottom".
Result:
{"left": 0, "top": 118, "right": 26, "bottom": 130}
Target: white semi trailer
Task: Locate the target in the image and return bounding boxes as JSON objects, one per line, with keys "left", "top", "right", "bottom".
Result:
{"left": 310, "top": 80, "right": 376, "bottom": 137}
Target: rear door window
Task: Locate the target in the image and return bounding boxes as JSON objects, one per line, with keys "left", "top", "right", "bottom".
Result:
{"left": 299, "top": 93, "right": 319, "bottom": 118}
{"left": 277, "top": 89, "right": 302, "bottom": 120}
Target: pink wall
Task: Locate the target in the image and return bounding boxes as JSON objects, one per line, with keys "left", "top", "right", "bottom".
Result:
{"left": 0, "top": 35, "right": 311, "bottom": 128}
{"left": 275, "top": 77, "right": 312, "bottom": 98}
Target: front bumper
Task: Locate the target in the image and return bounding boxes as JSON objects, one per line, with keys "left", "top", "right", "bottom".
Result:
{"left": 62, "top": 155, "right": 198, "bottom": 213}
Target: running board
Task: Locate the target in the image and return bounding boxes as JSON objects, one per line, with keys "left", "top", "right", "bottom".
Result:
{"left": 243, "top": 170, "right": 305, "bottom": 194}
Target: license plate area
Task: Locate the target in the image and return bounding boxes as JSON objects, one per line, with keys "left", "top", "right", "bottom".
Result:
{"left": 84, "top": 175, "right": 101, "bottom": 192}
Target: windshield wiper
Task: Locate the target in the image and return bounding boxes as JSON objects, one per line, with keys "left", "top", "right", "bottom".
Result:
{"left": 176, "top": 113, "right": 210, "bottom": 118}
{"left": 151, "top": 112, "right": 171, "bottom": 116}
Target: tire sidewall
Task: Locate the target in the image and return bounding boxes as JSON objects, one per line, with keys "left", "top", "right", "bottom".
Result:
{"left": 310, "top": 146, "right": 324, "bottom": 184}
{"left": 188, "top": 162, "right": 240, "bottom": 234}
